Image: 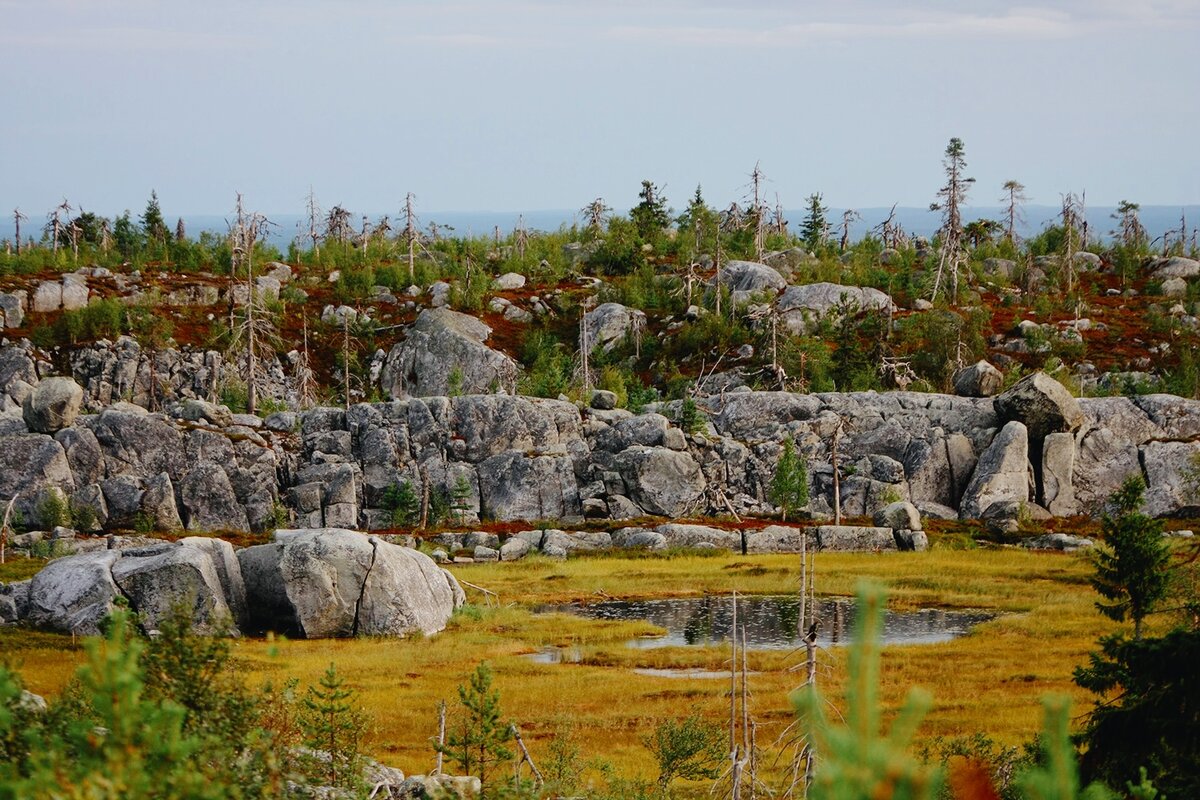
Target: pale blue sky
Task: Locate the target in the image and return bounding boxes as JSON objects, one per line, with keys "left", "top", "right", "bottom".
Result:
{"left": 2, "top": 1, "right": 1197, "bottom": 218}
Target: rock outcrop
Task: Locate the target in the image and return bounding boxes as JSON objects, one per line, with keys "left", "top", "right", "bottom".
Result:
{"left": 379, "top": 308, "right": 520, "bottom": 397}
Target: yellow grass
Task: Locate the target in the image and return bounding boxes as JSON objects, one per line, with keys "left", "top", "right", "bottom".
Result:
{"left": 1, "top": 545, "right": 1113, "bottom": 787}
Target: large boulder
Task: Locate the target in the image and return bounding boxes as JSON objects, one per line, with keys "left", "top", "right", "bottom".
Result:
{"left": 379, "top": 308, "right": 519, "bottom": 397}
{"left": 814, "top": 526, "right": 897, "bottom": 552}
{"left": 237, "top": 529, "right": 461, "bottom": 638}
{"left": 615, "top": 446, "right": 706, "bottom": 517}
{"left": 476, "top": 451, "right": 580, "bottom": 521}
{"left": 994, "top": 373, "right": 1083, "bottom": 441}
{"left": 1041, "top": 432, "right": 1077, "bottom": 516}
{"left": 776, "top": 283, "right": 895, "bottom": 334}
{"left": 0, "top": 434, "right": 75, "bottom": 526}
{"left": 959, "top": 421, "right": 1032, "bottom": 519}
{"left": 25, "top": 550, "right": 123, "bottom": 635}
{"left": 952, "top": 361, "right": 1003, "bottom": 398}
{"left": 1148, "top": 256, "right": 1200, "bottom": 281}
{"left": 180, "top": 463, "right": 250, "bottom": 532}
{"left": 712, "top": 260, "right": 787, "bottom": 304}
{"left": 111, "top": 542, "right": 239, "bottom": 634}
{"left": 582, "top": 303, "right": 646, "bottom": 352}
{"left": 22, "top": 377, "right": 84, "bottom": 433}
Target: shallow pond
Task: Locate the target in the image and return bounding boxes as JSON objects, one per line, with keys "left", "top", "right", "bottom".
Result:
{"left": 535, "top": 595, "right": 993, "bottom": 652}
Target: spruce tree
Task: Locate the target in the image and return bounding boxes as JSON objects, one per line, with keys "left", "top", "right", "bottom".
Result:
{"left": 800, "top": 192, "right": 828, "bottom": 252}
{"left": 140, "top": 190, "right": 169, "bottom": 245}
{"left": 1091, "top": 477, "right": 1170, "bottom": 640}
{"left": 631, "top": 179, "right": 670, "bottom": 240}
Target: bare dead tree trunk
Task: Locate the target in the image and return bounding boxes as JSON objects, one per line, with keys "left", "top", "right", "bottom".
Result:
{"left": 751, "top": 162, "right": 766, "bottom": 261}
{"left": 730, "top": 590, "right": 741, "bottom": 800}
{"left": 831, "top": 417, "right": 845, "bottom": 526}
{"left": 405, "top": 192, "right": 418, "bottom": 280}
{"left": 434, "top": 700, "right": 446, "bottom": 775}
{"left": 0, "top": 496, "right": 15, "bottom": 565}
{"left": 510, "top": 723, "right": 544, "bottom": 789}
{"left": 13, "top": 209, "right": 27, "bottom": 256}
{"left": 306, "top": 187, "right": 322, "bottom": 260}
{"left": 419, "top": 465, "right": 430, "bottom": 530}
{"left": 579, "top": 298, "right": 593, "bottom": 392}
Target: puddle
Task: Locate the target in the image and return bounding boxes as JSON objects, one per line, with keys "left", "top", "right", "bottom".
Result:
{"left": 535, "top": 595, "right": 993, "bottom": 651}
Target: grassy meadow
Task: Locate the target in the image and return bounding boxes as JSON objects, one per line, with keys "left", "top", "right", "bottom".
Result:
{"left": 0, "top": 542, "right": 1114, "bottom": 789}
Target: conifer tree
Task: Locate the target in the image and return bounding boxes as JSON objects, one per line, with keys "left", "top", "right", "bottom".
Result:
{"left": 770, "top": 437, "right": 809, "bottom": 522}
{"left": 141, "top": 190, "right": 169, "bottom": 246}
{"left": 800, "top": 193, "right": 829, "bottom": 252}
{"left": 1091, "top": 477, "right": 1170, "bottom": 640}
{"left": 631, "top": 179, "right": 670, "bottom": 240}
{"left": 301, "top": 663, "right": 367, "bottom": 791}
{"left": 438, "top": 662, "right": 513, "bottom": 794}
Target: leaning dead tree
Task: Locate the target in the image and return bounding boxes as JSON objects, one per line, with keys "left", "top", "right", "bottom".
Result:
{"left": 228, "top": 194, "right": 278, "bottom": 416}
{"left": 46, "top": 199, "right": 72, "bottom": 258}
{"left": 839, "top": 209, "right": 861, "bottom": 253}
{"left": 872, "top": 204, "right": 908, "bottom": 251}
{"left": 929, "top": 138, "right": 974, "bottom": 303}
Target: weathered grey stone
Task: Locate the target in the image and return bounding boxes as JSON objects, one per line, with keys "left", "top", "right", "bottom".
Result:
{"left": 180, "top": 463, "right": 250, "bottom": 532}
{"left": 893, "top": 529, "right": 929, "bottom": 551}
{"left": 589, "top": 389, "right": 617, "bottom": 410}
{"left": 0, "top": 434, "right": 75, "bottom": 526}
{"left": 582, "top": 303, "right": 647, "bottom": 352}
{"left": 611, "top": 528, "right": 667, "bottom": 549}
{"left": 0, "top": 580, "right": 30, "bottom": 624}
{"left": 776, "top": 283, "right": 895, "bottom": 333}
{"left": 31, "top": 281, "right": 62, "bottom": 313}
{"left": 492, "top": 272, "right": 526, "bottom": 291}
{"left": 815, "top": 525, "right": 897, "bottom": 552}
{"left": 745, "top": 525, "right": 811, "bottom": 553}
{"left": 994, "top": 373, "right": 1083, "bottom": 441}
{"left": 0, "top": 291, "right": 26, "bottom": 329}
{"left": 960, "top": 421, "right": 1031, "bottom": 519}
{"left": 616, "top": 447, "right": 705, "bottom": 517}
{"left": 379, "top": 308, "right": 519, "bottom": 397}
{"left": 714, "top": 260, "right": 787, "bottom": 303}
{"left": 1142, "top": 440, "right": 1200, "bottom": 518}
{"left": 655, "top": 523, "right": 738, "bottom": 549}
{"left": 179, "top": 399, "right": 233, "bottom": 428}
{"left": 953, "top": 361, "right": 1003, "bottom": 398}
{"left": 178, "top": 536, "right": 248, "bottom": 628}
{"left": 499, "top": 537, "right": 534, "bottom": 561}
{"left": 140, "top": 472, "right": 183, "bottom": 531}
{"left": 26, "top": 550, "right": 122, "bottom": 634}
{"left": 1148, "top": 256, "right": 1200, "bottom": 281}
{"left": 1022, "top": 533, "right": 1094, "bottom": 552}
{"left": 238, "top": 529, "right": 461, "bottom": 638}
{"left": 473, "top": 545, "right": 499, "bottom": 561}
{"left": 873, "top": 501, "right": 922, "bottom": 531}
{"left": 60, "top": 277, "right": 89, "bottom": 311}
{"left": 22, "top": 377, "right": 84, "bottom": 433}
{"left": 112, "top": 542, "right": 237, "bottom": 634}
{"left": 1041, "top": 432, "right": 1077, "bottom": 516}
{"left": 476, "top": 450, "right": 578, "bottom": 521}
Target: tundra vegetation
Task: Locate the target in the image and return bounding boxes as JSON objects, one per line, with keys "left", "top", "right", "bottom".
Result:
{"left": 2, "top": 142, "right": 1199, "bottom": 797}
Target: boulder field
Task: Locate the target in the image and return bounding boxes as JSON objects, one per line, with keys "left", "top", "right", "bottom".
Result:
{"left": 3, "top": 336, "right": 1200, "bottom": 535}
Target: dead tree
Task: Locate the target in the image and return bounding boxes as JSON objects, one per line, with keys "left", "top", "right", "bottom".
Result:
{"left": 749, "top": 162, "right": 768, "bottom": 260}
{"left": 175, "top": 217, "right": 187, "bottom": 243}
{"left": 46, "top": 199, "right": 72, "bottom": 258}
{"left": 324, "top": 205, "right": 354, "bottom": 245}
{"left": 830, "top": 415, "right": 847, "bottom": 526}
{"left": 0, "top": 496, "right": 16, "bottom": 564}
{"left": 582, "top": 197, "right": 609, "bottom": 233}
{"left": 404, "top": 192, "right": 420, "bottom": 279}
{"left": 929, "top": 138, "right": 974, "bottom": 303}
{"left": 1001, "top": 180, "right": 1028, "bottom": 245}
{"left": 13, "top": 209, "right": 27, "bottom": 256}
{"left": 228, "top": 194, "right": 278, "bottom": 416}
{"left": 839, "top": 209, "right": 862, "bottom": 253}
{"left": 293, "top": 317, "right": 318, "bottom": 410}
{"left": 303, "top": 188, "right": 323, "bottom": 259}
{"left": 1060, "top": 192, "right": 1085, "bottom": 295}
{"left": 578, "top": 296, "right": 594, "bottom": 392}
{"left": 514, "top": 215, "right": 529, "bottom": 259}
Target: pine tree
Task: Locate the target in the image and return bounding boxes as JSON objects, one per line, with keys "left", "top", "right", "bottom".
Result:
{"left": 1091, "top": 477, "right": 1170, "bottom": 639}
{"left": 770, "top": 437, "right": 809, "bottom": 522}
{"left": 438, "top": 662, "right": 513, "bottom": 794}
{"left": 301, "top": 663, "right": 367, "bottom": 791}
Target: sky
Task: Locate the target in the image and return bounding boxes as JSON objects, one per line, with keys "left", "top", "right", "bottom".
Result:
{"left": 2, "top": 0, "right": 1198, "bottom": 219}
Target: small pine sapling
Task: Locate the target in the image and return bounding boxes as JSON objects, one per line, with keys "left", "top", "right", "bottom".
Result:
{"left": 301, "top": 663, "right": 368, "bottom": 791}
{"left": 1091, "top": 477, "right": 1170, "bottom": 639}
{"left": 437, "top": 662, "right": 513, "bottom": 794}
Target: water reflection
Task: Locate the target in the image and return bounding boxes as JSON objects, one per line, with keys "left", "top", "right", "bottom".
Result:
{"left": 538, "top": 595, "right": 992, "bottom": 650}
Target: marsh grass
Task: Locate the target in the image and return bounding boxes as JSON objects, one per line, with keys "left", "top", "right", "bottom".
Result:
{"left": 1, "top": 548, "right": 1113, "bottom": 792}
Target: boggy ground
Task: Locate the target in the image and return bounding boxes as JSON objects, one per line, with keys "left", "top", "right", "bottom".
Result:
{"left": 1, "top": 543, "right": 1110, "bottom": 791}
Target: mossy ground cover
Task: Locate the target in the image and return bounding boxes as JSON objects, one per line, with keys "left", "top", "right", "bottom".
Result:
{"left": 0, "top": 545, "right": 1110, "bottom": 789}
